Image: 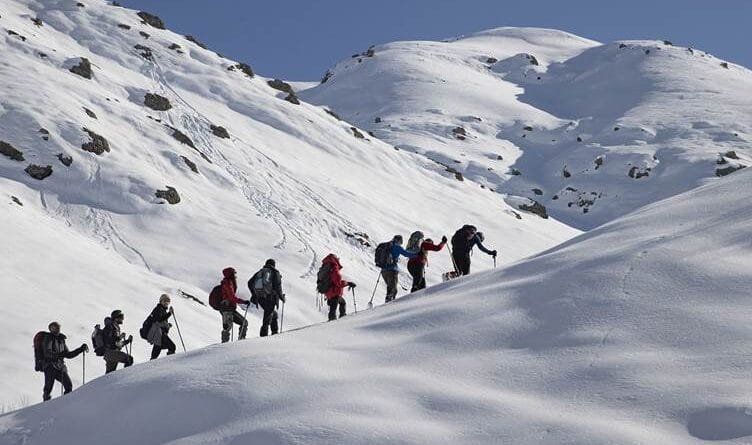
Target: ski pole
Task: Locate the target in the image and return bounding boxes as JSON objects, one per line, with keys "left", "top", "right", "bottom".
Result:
{"left": 447, "top": 244, "right": 459, "bottom": 274}
{"left": 172, "top": 310, "right": 187, "bottom": 352}
{"left": 82, "top": 350, "right": 86, "bottom": 384}
{"left": 279, "top": 301, "right": 285, "bottom": 332}
{"left": 493, "top": 255, "right": 497, "bottom": 268}
{"left": 368, "top": 273, "right": 381, "bottom": 309}
{"left": 351, "top": 287, "right": 357, "bottom": 313}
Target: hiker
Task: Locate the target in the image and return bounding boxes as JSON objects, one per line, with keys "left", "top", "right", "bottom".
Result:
{"left": 37, "top": 322, "right": 87, "bottom": 401}
{"left": 377, "top": 235, "right": 417, "bottom": 302}
{"left": 318, "top": 254, "right": 355, "bottom": 321}
{"left": 102, "top": 310, "right": 134, "bottom": 374}
{"left": 450, "top": 225, "right": 497, "bottom": 276}
{"left": 407, "top": 235, "right": 448, "bottom": 292}
{"left": 143, "top": 294, "right": 176, "bottom": 360}
{"left": 217, "top": 267, "right": 250, "bottom": 343}
{"left": 249, "top": 259, "right": 285, "bottom": 337}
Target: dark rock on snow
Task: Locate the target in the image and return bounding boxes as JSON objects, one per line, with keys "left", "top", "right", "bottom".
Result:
{"left": 268, "top": 79, "right": 294, "bottom": 94}
{"left": 325, "top": 109, "right": 341, "bottom": 120}
{"left": 69, "top": 57, "right": 92, "bottom": 79}
{"left": 144, "top": 93, "right": 172, "bottom": 111}
{"left": 139, "top": 31, "right": 150, "bottom": 39}
{"left": 117, "top": 23, "right": 131, "bottom": 30}
{"left": 171, "top": 128, "right": 196, "bottom": 148}
{"left": 7, "top": 30, "right": 27, "bottom": 41}
{"left": 185, "top": 35, "right": 207, "bottom": 49}
{"left": 11, "top": 196, "right": 23, "bottom": 206}
{"left": 134, "top": 44, "right": 153, "bottom": 60}
{"left": 716, "top": 165, "right": 746, "bottom": 177}
{"left": 24, "top": 164, "right": 53, "bottom": 180}
{"left": 532, "top": 188, "right": 543, "bottom": 196}
{"left": 83, "top": 107, "right": 97, "bottom": 119}
{"left": 155, "top": 186, "right": 180, "bottom": 204}
{"left": 180, "top": 156, "right": 198, "bottom": 173}
{"left": 284, "top": 93, "right": 301, "bottom": 105}
{"left": 350, "top": 127, "right": 365, "bottom": 139}
{"left": 228, "top": 63, "right": 254, "bottom": 78}
{"left": 81, "top": 128, "right": 110, "bottom": 155}
{"left": 1, "top": 141, "right": 25, "bottom": 161}
{"left": 137, "top": 11, "right": 165, "bottom": 29}
{"left": 519, "top": 200, "right": 548, "bottom": 219}
{"left": 57, "top": 153, "right": 73, "bottom": 167}
{"left": 210, "top": 125, "right": 230, "bottom": 139}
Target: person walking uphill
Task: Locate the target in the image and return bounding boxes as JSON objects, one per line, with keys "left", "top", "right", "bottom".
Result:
{"left": 209, "top": 267, "right": 250, "bottom": 343}
{"left": 376, "top": 235, "right": 417, "bottom": 302}
{"left": 143, "top": 294, "right": 176, "bottom": 360}
{"left": 450, "top": 225, "right": 497, "bottom": 276}
{"left": 249, "top": 259, "right": 285, "bottom": 337}
{"left": 407, "top": 235, "right": 447, "bottom": 292}
{"left": 318, "top": 254, "right": 355, "bottom": 321}
{"left": 35, "top": 322, "right": 87, "bottom": 401}
{"left": 102, "top": 310, "right": 134, "bottom": 374}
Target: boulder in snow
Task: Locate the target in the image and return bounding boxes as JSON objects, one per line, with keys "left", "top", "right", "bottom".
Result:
{"left": 268, "top": 79, "right": 294, "bottom": 94}
{"left": 0, "top": 141, "right": 25, "bottom": 161}
{"left": 210, "top": 125, "right": 230, "bottom": 139}
{"left": 155, "top": 186, "right": 180, "bottom": 204}
{"left": 518, "top": 199, "right": 548, "bottom": 219}
{"left": 57, "top": 153, "right": 73, "bottom": 167}
{"left": 144, "top": 93, "right": 172, "bottom": 111}
{"left": 137, "top": 11, "right": 165, "bottom": 29}
{"left": 69, "top": 57, "right": 92, "bottom": 79}
{"left": 81, "top": 128, "right": 110, "bottom": 155}
{"left": 24, "top": 164, "right": 53, "bottom": 180}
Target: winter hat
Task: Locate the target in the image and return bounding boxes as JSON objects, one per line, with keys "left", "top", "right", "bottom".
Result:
{"left": 48, "top": 321, "right": 60, "bottom": 330}
{"left": 222, "top": 267, "right": 236, "bottom": 278}
{"left": 265, "top": 258, "right": 276, "bottom": 268}
{"left": 393, "top": 235, "right": 404, "bottom": 244}
{"left": 111, "top": 310, "right": 124, "bottom": 320}
{"left": 159, "top": 294, "right": 171, "bottom": 304}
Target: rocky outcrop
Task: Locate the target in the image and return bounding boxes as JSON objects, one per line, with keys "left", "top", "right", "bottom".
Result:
{"left": 518, "top": 200, "right": 548, "bottom": 219}
{"left": 144, "top": 93, "right": 172, "bottom": 111}
{"left": 284, "top": 93, "right": 301, "bottom": 105}
{"left": 350, "top": 127, "right": 365, "bottom": 139}
{"left": 81, "top": 128, "right": 110, "bottom": 155}
{"left": 155, "top": 186, "right": 180, "bottom": 204}
{"left": 185, "top": 35, "right": 207, "bottom": 49}
{"left": 210, "top": 125, "right": 229, "bottom": 139}
{"left": 24, "top": 164, "right": 53, "bottom": 180}
{"left": 170, "top": 127, "right": 196, "bottom": 148}
{"left": 268, "top": 79, "right": 294, "bottom": 94}
{"left": 69, "top": 57, "right": 92, "bottom": 79}
{"left": 57, "top": 153, "right": 73, "bottom": 167}
{"left": 228, "top": 63, "right": 254, "bottom": 78}
{"left": 181, "top": 156, "right": 198, "bottom": 173}
{"left": 137, "top": 11, "right": 165, "bottom": 29}
{"left": 0, "top": 141, "right": 24, "bottom": 161}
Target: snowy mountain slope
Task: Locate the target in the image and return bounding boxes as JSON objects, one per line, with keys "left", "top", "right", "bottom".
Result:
{"left": 3, "top": 149, "right": 752, "bottom": 444}
{"left": 0, "top": 0, "right": 578, "bottom": 407}
{"left": 302, "top": 27, "right": 752, "bottom": 229}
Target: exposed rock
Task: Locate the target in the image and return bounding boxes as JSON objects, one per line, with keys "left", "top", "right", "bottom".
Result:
{"left": 180, "top": 156, "right": 198, "bottom": 173}
{"left": 134, "top": 44, "right": 153, "bottom": 60}
{"left": 577, "top": 136, "right": 583, "bottom": 142}
{"left": 7, "top": 30, "right": 27, "bottom": 41}
{"left": 350, "top": 127, "right": 365, "bottom": 139}
{"left": 155, "top": 186, "right": 180, "bottom": 204}
{"left": 645, "top": 49, "right": 650, "bottom": 55}
{"left": 31, "top": 17, "right": 43, "bottom": 27}
{"left": 716, "top": 156, "right": 728, "bottom": 165}
{"left": 509, "top": 168, "right": 521, "bottom": 176}
{"left": 118, "top": 23, "right": 131, "bottom": 30}
{"left": 444, "top": 166, "right": 463, "bottom": 181}
{"left": 69, "top": 57, "right": 92, "bottom": 79}
{"left": 11, "top": 196, "right": 23, "bottom": 206}
{"left": 228, "top": 63, "right": 254, "bottom": 78}
{"left": 57, "top": 153, "right": 73, "bottom": 167}
{"left": 76, "top": 2, "right": 85, "bottom": 7}
{"left": 268, "top": 79, "right": 294, "bottom": 94}
{"left": 532, "top": 188, "right": 543, "bottom": 196}
{"left": 83, "top": 107, "right": 97, "bottom": 119}
{"left": 486, "top": 57, "right": 498, "bottom": 64}
{"left": 0, "top": 141, "right": 24, "bottom": 161}
{"left": 721, "top": 62, "right": 730, "bottom": 69}
{"left": 81, "top": 128, "right": 110, "bottom": 155}
{"left": 496, "top": 154, "right": 503, "bottom": 160}
{"left": 341, "top": 229, "right": 372, "bottom": 247}
{"left": 614, "top": 126, "right": 620, "bottom": 131}
{"left": 170, "top": 127, "right": 195, "bottom": 148}
{"left": 39, "top": 128, "right": 50, "bottom": 140}
{"left": 168, "top": 43, "right": 182, "bottom": 51}
{"left": 663, "top": 40, "right": 673, "bottom": 46}
{"left": 519, "top": 200, "right": 548, "bottom": 219}
{"left": 523, "top": 126, "right": 533, "bottom": 131}
{"left": 144, "top": 93, "right": 171, "bottom": 111}
{"left": 594, "top": 156, "right": 604, "bottom": 170}
{"left": 374, "top": 117, "right": 382, "bottom": 123}
{"left": 552, "top": 195, "right": 559, "bottom": 200}
{"left": 24, "top": 164, "right": 53, "bottom": 180}
{"left": 210, "top": 125, "right": 229, "bottom": 139}
{"left": 325, "top": 109, "right": 341, "bottom": 120}
{"left": 321, "top": 70, "right": 333, "bottom": 84}
{"left": 185, "top": 35, "right": 207, "bottom": 49}
{"left": 619, "top": 43, "right": 627, "bottom": 49}
{"left": 452, "top": 126, "right": 467, "bottom": 137}
{"left": 628, "top": 166, "right": 651, "bottom": 179}
{"left": 137, "top": 11, "right": 165, "bottom": 29}
{"left": 139, "top": 31, "right": 150, "bottom": 39}
{"left": 284, "top": 93, "right": 301, "bottom": 105}
{"left": 565, "top": 187, "right": 577, "bottom": 192}
{"left": 525, "top": 54, "right": 539, "bottom": 66}
{"left": 716, "top": 165, "right": 746, "bottom": 177}
{"left": 363, "top": 45, "right": 375, "bottom": 57}
{"left": 724, "top": 150, "right": 739, "bottom": 160}
{"left": 562, "top": 166, "right": 571, "bottom": 178}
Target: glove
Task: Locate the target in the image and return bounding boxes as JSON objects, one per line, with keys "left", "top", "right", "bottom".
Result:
{"left": 243, "top": 299, "right": 251, "bottom": 306}
{"left": 127, "top": 335, "right": 133, "bottom": 344}
{"left": 347, "top": 282, "right": 356, "bottom": 289}
{"left": 168, "top": 306, "right": 174, "bottom": 314}
{"left": 492, "top": 250, "right": 498, "bottom": 257}
{"left": 441, "top": 235, "right": 448, "bottom": 243}
{"left": 81, "top": 344, "right": 89, "bottom": 353}
{"left": 280, "top": 294, "right": 286, "bottom": 303}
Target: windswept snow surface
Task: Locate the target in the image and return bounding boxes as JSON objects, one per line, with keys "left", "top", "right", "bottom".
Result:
{"left": 303, "top": 27, "right": 752, "bottom": 229}
{"left": 3, "top": 151, "right": 752, "bottom": 444}
{"left": 0, "top": 1, "right": 577, "bottom": 406}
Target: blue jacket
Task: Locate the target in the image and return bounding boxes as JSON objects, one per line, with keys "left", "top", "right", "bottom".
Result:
{"left": 383, "top": 243, "right": 417, "bottom": 272}
{"left": 469, "top": 235, "right": 494, "bottom": 256}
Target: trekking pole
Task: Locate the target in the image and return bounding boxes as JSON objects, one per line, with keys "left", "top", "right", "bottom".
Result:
{"left": 368, "top": 273, "right": 381, "bottom": 309}
{"left": 447, "top": 245, "right": 459, "bottom": 274}
{"left": 172, "top": 310, "right": 187, "bottom": 352}
{"left": 82, "top": 350, "right": 86, "bottom": 384}
{"left": 280, "top": 301, "right": 285, "bottom": 333}
{"left": 351, "top": 287, "right": 357, "bottom": 313}
{"left": 493, "top": 256, "right": 497, "bottom": 268}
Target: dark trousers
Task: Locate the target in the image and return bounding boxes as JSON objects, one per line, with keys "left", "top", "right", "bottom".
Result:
{"left": 259, "top": 299, "right": 279, "bottom": 337}
{"left": 453, "top": 252, "right": 471, "bottom": 276}
{"left": 150, "top": 334, "right": 176, "bottom": 360}
{"left": 221, "top": 310, "right": 248, "bottom": 343}
{"left": 104, "top": 349, "right": 133, "bottom": 374}
{"left": 43, "top": 368, "right": 72, "bottom": 401}
{"left": 408, "top": 262, "right": 426, "bottom": 292}
{"left": 381, "top": 270, "right": 399, "bottom": 302}
{"left": 327, "top": 296, "right": 346, "bottom": 321}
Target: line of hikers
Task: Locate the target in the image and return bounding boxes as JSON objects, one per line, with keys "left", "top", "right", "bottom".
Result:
{"left": 33, "top": 225, "right": 495, "bottom": 401}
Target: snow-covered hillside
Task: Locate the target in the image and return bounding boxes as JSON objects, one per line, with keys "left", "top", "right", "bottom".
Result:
{"left": 0, "top": 1, "right": 577, "bottom": 407}
{"left": 4, "top": 143, "right": 752, "bottom": 445}
{"left": 302, "top": 27, "right": 752, "bottom": 229}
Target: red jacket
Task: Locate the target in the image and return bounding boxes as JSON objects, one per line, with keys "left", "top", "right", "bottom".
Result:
{"left": 221, "top": 267, "right": 243, "bottom": 309}
{"left": 322, "top": 254, "right": 348, "bottom": 300}
{"left": 408, "top": 240, "right": 446, "bottom": 266}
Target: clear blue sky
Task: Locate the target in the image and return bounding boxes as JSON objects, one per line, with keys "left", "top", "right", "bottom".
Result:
{"left": 120, "top": 0, "right": 751, "bottom": 80}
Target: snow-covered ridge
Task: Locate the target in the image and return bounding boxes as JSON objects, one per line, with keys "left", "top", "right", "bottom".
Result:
{"left": 3, "top": 143, "right": 752, "bottom": 445}
{"left": 303, "top": 28, "right": 752, "bottom": 229}
{"left": 0, "top": 0, "right": 576, "bottom": 407}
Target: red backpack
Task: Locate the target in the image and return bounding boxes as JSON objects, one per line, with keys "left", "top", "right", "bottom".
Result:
{"left": 208, "top": 285, "right": 223, "bottom": 310}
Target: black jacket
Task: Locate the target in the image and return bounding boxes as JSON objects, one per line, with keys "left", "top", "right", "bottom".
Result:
{"left": 102, "top": 318, "right": 124, "bottom": 350}
{"left": 150, "top": 304, "right": 172, "bottom": 324}
{"left": 250, "top": 266, "right": 284, "bottom": 306}
{"left": 43, "top": 333, "right": 83, "bottom": 372}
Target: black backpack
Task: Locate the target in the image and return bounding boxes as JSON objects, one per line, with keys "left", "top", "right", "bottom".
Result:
{"left": 451, "top": 225, "right": 476, "bottom": 251}
{"left": 208, "top": 285, "right": 223, "bottom": 310}
{"left": 33, "top": 331, "right": 49, "bottom": 372}
{"left": 374, "top": 241, "right": 394, "bottom": 268}
{"left": 316, "top": 262, "right": 333, "bottom": 293}
{"left": 91, "top": 322, "right": 106, "bottom": 356}
{"left": 139, "top": 314, "right": 153, "bottom": 340}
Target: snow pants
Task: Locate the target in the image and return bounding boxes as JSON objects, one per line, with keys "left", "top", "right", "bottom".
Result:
{"left": 221, "top": 310, "right": 248, "bottom": 343}
{"left": 408, "top": 262, "right": 426, "bottom": 292}
{"left": 43, "top": 367, "right": 72, "bottom": 401}
{"left": 327, "top": 296, "right": 346, "bottom": 321}
{"left": 381, "top": 270, "right": 399, "bottom": 302}
{"left": 259, "top": 299, "right": 279, "bottom": 337}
